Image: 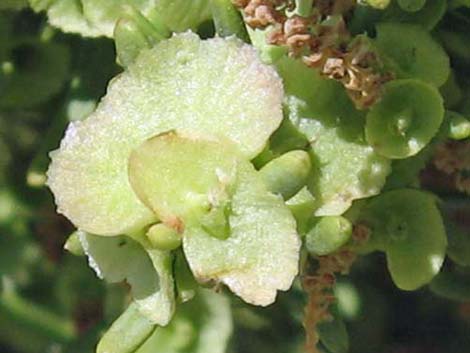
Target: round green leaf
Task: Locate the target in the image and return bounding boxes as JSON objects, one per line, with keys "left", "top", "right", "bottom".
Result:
{"left": 375, "top": 22, "right": 450, "bottom": 87}
{"left": 380, "top": 0, "right": 447, "bottom": 30}
{"left": 366, "top": 79, "right": 444, "bottom": 159}
{"left": 358, "top": 189, "right": 447, "bottom": 290}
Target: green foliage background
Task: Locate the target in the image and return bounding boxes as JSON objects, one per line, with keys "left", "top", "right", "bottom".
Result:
{"left": 1, "top": 2, "right": 470, "bottom": 353}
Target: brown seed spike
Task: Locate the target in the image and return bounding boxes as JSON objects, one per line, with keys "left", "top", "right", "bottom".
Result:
{"left": 233, "top": 0, "right": 393, "bottom": 109}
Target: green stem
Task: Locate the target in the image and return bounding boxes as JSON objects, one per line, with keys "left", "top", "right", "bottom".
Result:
{"left": 97, "top": 302, "right": 156, "bottom": 353}
{"left": 123, "top": 5, "right": 170, "bottom": 43}
{"left": 295, "top": 0, "right": 313, "bottom": 17}
{"left": 115, "top": 18, "right": 151, "bottom": 68}
{"left": 210, "top": 0, "right": 250, "bottom": 42}
{"left": 146, "top": 9, "right": 172, "bottom": 40}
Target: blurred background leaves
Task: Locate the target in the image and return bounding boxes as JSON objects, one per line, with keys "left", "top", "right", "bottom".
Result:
{"left": 0, "top": 4, "right": 470, "bottom": 353}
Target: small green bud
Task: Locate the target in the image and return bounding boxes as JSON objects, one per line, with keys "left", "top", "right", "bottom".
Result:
{"left": 294, "top": 0, "right": 314, "bottom": 17}
{"left": 210, "top": 0, "right": 250, "bottom": 42}
{"left": 146, "top": 223, "right": 182, "bottom": 251}
{"left": 259, "top": 150, "right": 311, "bottom": 200}
{"left": 448, "top": 113, "right": 470, "bottom": 140}
{"left": 306, "top": 216, "right": 352, "bottom": 256}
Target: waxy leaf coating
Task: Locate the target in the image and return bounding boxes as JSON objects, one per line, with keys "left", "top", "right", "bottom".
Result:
{"left": 129, "top": 133, "right": 300, "bottom": 305}
{"left": 79, "top": 232, "right": 175, "bottom": 325}
{"left": 128, "top": 132, "right": 238, "bottom": 231}
{"left": 183, "top": 161, "right": 301, "bottom": 306}
{"left": 299, "top": 116, "right": 391, "bottom": 216}
{"left": 47, "top": 33, "right": 284, "bottom": 236}
{"left": 276, "top": 57, "right": 390, "bottom": 216}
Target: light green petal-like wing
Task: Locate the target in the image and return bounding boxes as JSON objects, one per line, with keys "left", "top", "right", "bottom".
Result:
{"left": 79, "top": 232, "right": 175, "bottom": 325}
{"left": 183, "top": 161, "right": 300, "bottom": 306}
{"left": 47, "top": 33, "right": 283, "bottom": 236}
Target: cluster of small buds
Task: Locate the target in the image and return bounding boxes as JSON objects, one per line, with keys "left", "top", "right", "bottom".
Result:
{"left": 303, "top": 33, "right": 393, "bottom": 109}
{"left": 302, "top": 271, "right": 336, "bottom": 353}
{"left": 433, "top": 140, "right": 470, "bottom": 195}
{"left": 233, "top": 0, "right": 393, "bottom": 109}
{"left": 232, "top": 0, "right": 288, "bottom": 28}
{"left": 301, "top": 226, "right": 368, "bottom": 353}
{"left": 268, "top": 14, "right": 315, "bottom": 56}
